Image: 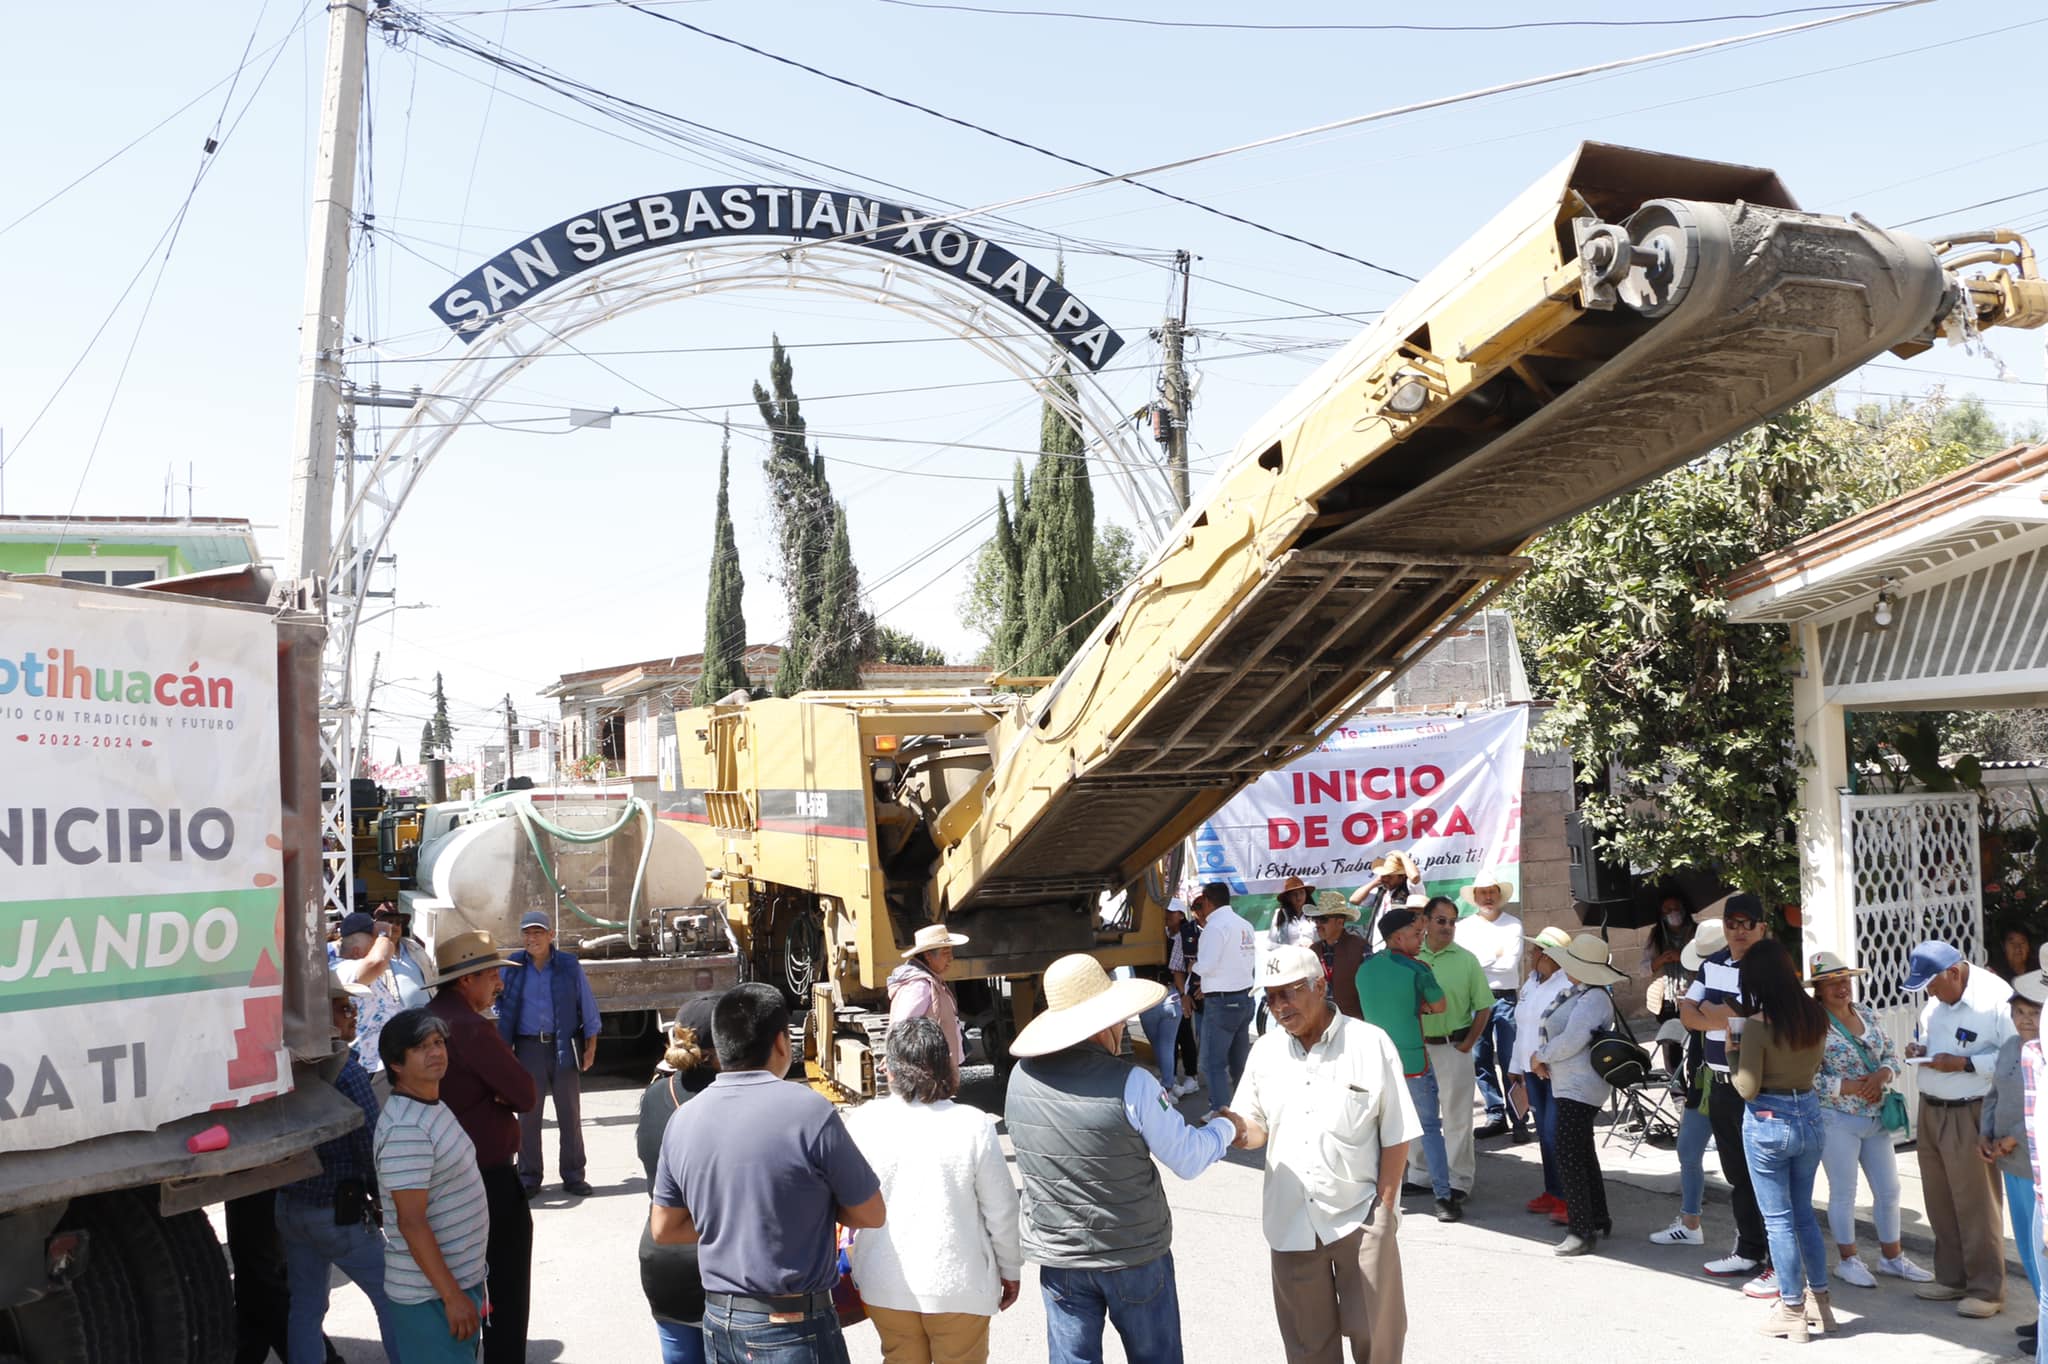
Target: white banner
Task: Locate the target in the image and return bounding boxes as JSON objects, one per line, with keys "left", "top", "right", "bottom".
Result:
{"left": 1193, "top": 708, "right": 1529, "bottom": 925}
{"left": 1, "top": 580, "right": 288, "bottom": 1151}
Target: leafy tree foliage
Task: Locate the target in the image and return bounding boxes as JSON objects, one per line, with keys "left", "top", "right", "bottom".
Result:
{"left": 697, "top": 421, "right": 751, "bottom": 704}
{"left": 1513, "top": 394, "right": 2006, "bottom": 903}
{"left": 871, "top": 625, "right": 947, "bottom": 666}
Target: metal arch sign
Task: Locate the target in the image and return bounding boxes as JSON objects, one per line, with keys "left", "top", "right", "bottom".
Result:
{"left": 430, "top": 186, "right": 1127, "bottom": 371}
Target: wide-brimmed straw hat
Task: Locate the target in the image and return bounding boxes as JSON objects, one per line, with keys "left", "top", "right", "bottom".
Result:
{"left": 1526, "top": 925, "right": 1572, "bottom": 953}
{"left": 1805, "top": 951, "right": 1864, "bottom": 987}
{"left": 1681, "top": 919, "right": 1729, "bottom": 973}
{"left": 1461, "top": 871, "right": 1514, "bottom": 905}
{"left": 433, "top": 930, "right": 515, "bottom": 986}
{"left": 902, "top": 923, "right": 970, "bottom": 960}
{"left": 1010, "top": 954, "right": 1166, "bottom": 1058}
{"left": 1555, "top": 933, "right": 1627, "bottom": 987}
{"left": 1305, "top": 890, "right": 1360, "bottom": 922}
{"left": 1372, "top": 851, "right": 1421, "bottom": 881}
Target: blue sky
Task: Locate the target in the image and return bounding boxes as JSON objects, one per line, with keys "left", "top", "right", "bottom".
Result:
{"left": 5, "top": 0, "right": 2045, "bottom": 762}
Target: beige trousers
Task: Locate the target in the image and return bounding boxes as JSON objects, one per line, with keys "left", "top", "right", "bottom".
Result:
{"left": 1269, "top": 1210, "right": 1406, "bottom": 1364}
{"left": 1408, "top": 1040, "right": 1478, "bottom": 1192}
{"left": 1917, "top": 1095, "right": 2006, "bottom": 1302}
{"left": 866, "top": 1305, "right": 991, "bottom": 1364}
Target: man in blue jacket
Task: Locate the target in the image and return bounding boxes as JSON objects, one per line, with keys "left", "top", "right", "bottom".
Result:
{"left": 499, "top": 909, "right": 602, "bottom": 1197}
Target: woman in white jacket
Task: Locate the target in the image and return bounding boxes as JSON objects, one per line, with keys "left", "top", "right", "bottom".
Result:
{"left": 846, "top": 1017, "right": 1023, "bottom": 1364}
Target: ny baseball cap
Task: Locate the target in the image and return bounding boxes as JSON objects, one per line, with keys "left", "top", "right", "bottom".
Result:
{"left": 1260, "top": 944, "right": 1323, "bottom": 990}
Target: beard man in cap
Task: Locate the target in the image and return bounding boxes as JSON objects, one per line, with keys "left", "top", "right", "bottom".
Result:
{"left": 1006, "top": 953, "right": 1244, "bottom": 1363}
{"left": 1233, "top": 944, "right": 1420, "bottom": 1364}
{"left": 498, "top": 910, "right": 602, "bottom": 1197}
{"left": 1904, "top": 937, "right": 2016, "bottom": 1316}
{"left": 428, "top": 931, "right": 537, "bottom": 1364}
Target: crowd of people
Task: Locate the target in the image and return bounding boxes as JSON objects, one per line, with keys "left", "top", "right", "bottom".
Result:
{"left": 250, "top": 871, "right": 2043, "bottom": 1364}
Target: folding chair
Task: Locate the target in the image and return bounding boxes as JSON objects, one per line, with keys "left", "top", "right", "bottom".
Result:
{"left": 1596, "top": 1011, "right": 1682, "bottom": 1157}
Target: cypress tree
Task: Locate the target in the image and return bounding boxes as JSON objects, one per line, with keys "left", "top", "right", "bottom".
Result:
{"left": 419, "top": 721, "right": 435, "bottom": 761}
{"left": 756, "top": 336, "right": 835, "bottom": 695}
{"left": 1015, "top": 364, "right": 1100, "bottom": 676}
{"left": 429, "top": 673, "right": 454, "bottom": 754}
{"left": 991, "top": 475, "right": 1029, "bottom": 671}
{"left": 698, "top": 420, "right": 750, "bottom": 703}
{"left": 811, "top": 504, "right": 866, "bottom": 689}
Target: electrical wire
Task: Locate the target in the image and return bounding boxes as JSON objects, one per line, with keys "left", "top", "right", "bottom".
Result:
{"left": 869, "top": 0, "right": 1893, "bottom": 33}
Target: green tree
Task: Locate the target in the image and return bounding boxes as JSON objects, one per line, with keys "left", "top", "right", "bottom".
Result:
{"left": 698, "top": 420, "right": 750, "bottom": 703}
{"left": 872, "top": 626, "right": 947, "bottom": 666}
{"left": 1014, "top": 366, "right": 1102, "bottom": 676}
{"left": 1512, "top": 393, "right": 1998, "bottom": 904}
{"left": 811, "top": 504, "right": 866, "bottom": 689}
{"left": 429, "top": 673, "right": 454, "bottom": 754}
{"left": 418, "top": 721, "right": 435, "bottom": 761}
{"left": 394, "top": 745, "right": 403, "bottom": 767}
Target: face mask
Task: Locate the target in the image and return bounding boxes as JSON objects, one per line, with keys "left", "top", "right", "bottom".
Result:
{"left": 1664, "top": 910, "right": 1686, "bottom": 926}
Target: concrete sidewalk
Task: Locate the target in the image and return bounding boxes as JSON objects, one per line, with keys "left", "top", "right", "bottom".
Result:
{"left": 1483, "top": 1097, "right": 2031, "bottom": 1275}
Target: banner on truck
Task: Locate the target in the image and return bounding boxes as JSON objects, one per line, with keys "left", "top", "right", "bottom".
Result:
{"left": 0, "top": 580, "right": 288, "bottom": 1151}
{"left": 1192, "top": 708, "right": 1528, "bottom": 928}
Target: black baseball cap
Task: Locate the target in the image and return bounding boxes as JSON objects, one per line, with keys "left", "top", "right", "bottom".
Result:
{"left": 1722, "top": 893, "right": 1765, "bottom": 925}
{"left": 337, "top": 911, "right": 377, "bottom": 938}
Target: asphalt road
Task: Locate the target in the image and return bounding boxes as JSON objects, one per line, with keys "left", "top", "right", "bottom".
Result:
{"left": 305, "top": 1065, "right": 2025, "bottom": 1363}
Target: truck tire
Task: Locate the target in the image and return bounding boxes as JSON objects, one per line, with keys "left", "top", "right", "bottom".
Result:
{"left": 70, "top": 1195, "right": 191, "bottom": 1363}
{"left": 158, "top": 1209, "right": 235, "bottom": 1364}
{"left": 0, "top": 1200, "right": 144, "bottom": 1364}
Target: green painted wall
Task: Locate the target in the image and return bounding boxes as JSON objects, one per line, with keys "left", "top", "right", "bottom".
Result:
{"left": 0, "top": 541, "right": 193, "bottom": 575}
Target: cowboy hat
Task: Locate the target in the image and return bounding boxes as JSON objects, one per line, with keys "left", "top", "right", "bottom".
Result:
{"left": 2015, "top": 969, "right": 2048, "bottom": 1007}
{"left": 432, "top": 929, "right": 515, "bottom": 986}
{"left": 1526, "top": 925, "right": 1572, "bottom": 952}
{"left": 1681, "top": 919, "right": 1729, "bottom": 973}
{"left": 1461, "top": 871, "right": 1514, "bottom": 905}
{"left": 1555, "top": 933, "right": 1627, "bottom": 987}
{"left": 1009, "top": 954, "right": 1166, "bottom": 1058}
{"left": 1305, "top": 890, "right": 1360, "bottom": 922}
{"left": 1371, "top": 851, "right": 1421, "bottom": 881}
{"left": 1278, "top": 875, "right": 1315, "bottom": 897}
{"left": 902, "top": 923, "right": 970, "bottom": 960}
{"left": 1805, "top": 950, "right": 1864, "bottom": 986}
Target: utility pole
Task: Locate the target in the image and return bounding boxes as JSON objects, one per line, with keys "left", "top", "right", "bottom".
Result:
{"left": 1156, "top": 250, "right": 1194, "bottom": 512}
{"left": 504, "top": 695, "right": 519, "bottom": 790}
{"left": 284, "top": 0, "right": 371, "bottom": 585}
{"left": 355, "top": 651, "right": 382, "bottom": 776}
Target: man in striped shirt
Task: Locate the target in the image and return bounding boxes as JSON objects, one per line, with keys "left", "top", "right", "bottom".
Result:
{"left": 376, "top": 1007, "right": 492, "bottom": 1363}
{"left": 1677, "top": 895, "right": 1773, "bottom": 1296}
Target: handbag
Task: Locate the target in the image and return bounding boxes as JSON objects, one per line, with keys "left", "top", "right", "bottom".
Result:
{"left": 831, "top": 1224, "right": 867, "bottom": 1328}
{"left": 1827, "top": 1010, "right": 1908, "bottom": 1132}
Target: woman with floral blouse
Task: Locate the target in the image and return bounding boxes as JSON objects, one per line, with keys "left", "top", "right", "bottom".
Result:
{"left": 1809, "top": 951, "right": 1935, "bottom": 1288}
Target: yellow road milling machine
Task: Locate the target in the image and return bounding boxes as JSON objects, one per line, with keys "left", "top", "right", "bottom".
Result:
{"left": 663, "top": 143, "right": 2048, "bottom": 1097}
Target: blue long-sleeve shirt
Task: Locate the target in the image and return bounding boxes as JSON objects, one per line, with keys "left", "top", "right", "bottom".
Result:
{"left": 280, "top": 1053, "right": 379, "bottom": 1205}
{"left": 1121, "top": 1066, "right": 1233, "bottom": 1178}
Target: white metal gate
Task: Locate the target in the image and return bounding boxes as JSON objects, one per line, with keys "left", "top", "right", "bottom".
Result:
{"left": 1836, "top": 791, "right": 1983, "bottom": 1135}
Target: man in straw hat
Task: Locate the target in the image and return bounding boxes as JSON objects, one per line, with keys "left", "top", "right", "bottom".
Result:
{"left": 1006, "top": 953, "right": 1242, "bottom": 1363}
{"left": 1233, "top": 943, "right": 1419, "bottom": 1364}
{"left": 1677, "top": 895, "right": 1775, "bottom": 1294}
{"left": 1306, "top": 891, "right": 1367, "bottom": 1020}
{"left": 1348, "top": 852, "right": 1422, "bottom": 951}
{"left": 889, "top": 922, "right": 970, "bottom": 1070}
{"left": 1458, "top": 871, "right": 1528, "bottom": 1143}
{"left": 427, "top": 931, "right": 536, "bottom": 1364}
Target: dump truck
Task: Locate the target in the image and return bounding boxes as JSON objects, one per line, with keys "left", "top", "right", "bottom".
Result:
{"left": 0, "top": 568, "right": 360, "bottom": 1363}
{"left": 664, "top": 142, "right": 2048, "bottom": 1098}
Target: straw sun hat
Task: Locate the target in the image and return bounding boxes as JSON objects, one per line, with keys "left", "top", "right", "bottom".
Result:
{"left": 902, "top": 923, "right": 970, "bottom": 960}
{"left": 1009, "top": 954, "right": 1166, "bottom": 1059}
{"left": 1553, "top": 933, "right": 1627, "bottom": 987}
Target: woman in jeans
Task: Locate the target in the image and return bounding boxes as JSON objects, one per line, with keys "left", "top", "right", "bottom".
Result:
{"left": 1809, "top": 952, "right": 1935, "bottom": 1289}
{"left": 1732, "top": 940, "right": 1832, "bottom": 1342}
{"left": 1509, "top": 928, "right": 1574, "bottom": 1219}
{"left": 637, "top": 999, "right": 719, "bottom": 1364}
{"left": 1530, "top": 933, "right": 1624, "bottom": 1257}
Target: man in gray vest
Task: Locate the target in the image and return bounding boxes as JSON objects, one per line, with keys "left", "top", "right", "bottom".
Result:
{"left": 1007, "top": 953, "right": 1243, "bottom": 1364}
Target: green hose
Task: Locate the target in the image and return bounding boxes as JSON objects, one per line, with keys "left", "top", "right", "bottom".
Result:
{"left": 507, "top": 795, "right": 655, "bottom": 949}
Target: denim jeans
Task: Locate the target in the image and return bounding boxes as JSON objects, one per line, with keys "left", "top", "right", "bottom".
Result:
{"left": 1139, "top": 992, "right": 1184, "bottom": 1091}
{"left": 1818, "top": 1106, "right": 1903, "bottom": 1247}
{"left": 1743, "top": 1089, "right": 1829, "bottom": 1304}
{"left": 1040, "top": 1251, "right": 1183, "bottom": 1364}
{"left": 1197, "top": 991, "right": 1254, "bottom": 1110}
{"left": 1473, "top": 997, "right": 1521, "bottom": 1128}
{"left": 1404, "top": 1068, "right": 1452, "bottom": 1200}
{"left": 702, "top": 1302, "right": 848, "bottom": 1364}
{"left": 273, "top": 1194, "right": 399, "bottom": 1364}
{"left": 656, "top": 1318, "right": 707, "bottom": 1364}
{"left": 2009, "top": 1172, "right": 2041, "bottom": 1300}
{"left": 1524, "top": 1071, "right": 1563, "bottom": 1201}
{"left": 1677, "top": 1103, "right": 1711, "bottom": 1219}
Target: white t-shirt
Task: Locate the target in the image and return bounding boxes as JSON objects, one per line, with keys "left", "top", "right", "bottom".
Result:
{"left": 1456, "top": 911, "right": 1525, "bottom": 994}
{"left": 1510, "top": 969, "right": 1571, "bottom": 1074}
{"left": 1192, "top": 905, "right": 1258, "bottom": 992}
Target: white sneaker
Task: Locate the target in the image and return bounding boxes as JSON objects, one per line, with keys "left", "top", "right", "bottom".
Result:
{"left": 1835, "top": 1257, "right": 1877, "bottom": 1289}
{"left": 1877, "top": 1252, "right": 1936, "bottom": 1283}
{"left": 1742, "top": 1267, "right": 1779, "bottom": 1299}
{"left": 1647, "top": 1218, "right": 1704, "bottom": 1246}
{"left": 1174, "top": 1077, "right": 1202, "bottom": 1097}
{"left": 1703, "top": 1252, "right": 1761, "bottom": 1278}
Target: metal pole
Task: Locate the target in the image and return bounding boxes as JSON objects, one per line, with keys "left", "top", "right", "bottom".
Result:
{"left": 283, "top": 0, "right": 370, "bottom": 585}
{"left": 1160, "top": 250, "right": 1193, "bottom": 512}
{"left": 355, "top": 650, "right": 382, "bottom": 776}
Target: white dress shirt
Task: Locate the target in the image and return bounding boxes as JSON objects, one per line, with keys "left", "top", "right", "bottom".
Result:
{"left": 1231, "top": 1011, "right": 1422, "bottom": 1252}
{"left": 1509, "top": 968, "right": 1570, "bottom": 1075}
{"left": 1456, "top": 910, "right": 1525, "bottom": 994}
{"left": 1192, "top": 905, "right": 1258, "bottom": 993}
{"left": 1917, "top": 963, "right": 2015, "bottom": 1102}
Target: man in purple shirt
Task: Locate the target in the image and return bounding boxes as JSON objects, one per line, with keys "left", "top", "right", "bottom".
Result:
{"left": 650, "top": 983, "right": 885, "bottom": 1364}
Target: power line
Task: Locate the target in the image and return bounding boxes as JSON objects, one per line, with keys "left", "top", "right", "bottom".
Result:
{"left": 616, "top": 2, "right": 1418, "bottom": 283}
{"left": 870, "top": 0, "right": 1890, "bottom": 33}
{"left": 1894, "top": 184, "right": 2048, "bottom": 230}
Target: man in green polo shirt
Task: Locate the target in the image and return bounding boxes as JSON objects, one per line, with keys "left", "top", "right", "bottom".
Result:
{"left": 1414, "top": 895, "right": 1494, "bottom": 1203}
{"left": 1354, "top": 904, "right": 1459, "bottom": 1220}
